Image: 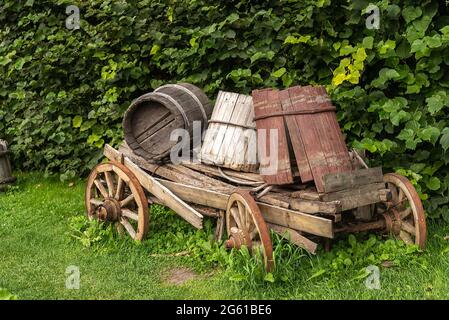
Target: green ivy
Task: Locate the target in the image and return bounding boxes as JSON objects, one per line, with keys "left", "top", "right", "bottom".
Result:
{"left": 1, "top": 0, "right": 449, "bottom": 218}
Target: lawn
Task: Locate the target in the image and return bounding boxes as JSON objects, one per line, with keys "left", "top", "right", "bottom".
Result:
{"left": 1, "top": 172, "right": 449, "bottom": 300}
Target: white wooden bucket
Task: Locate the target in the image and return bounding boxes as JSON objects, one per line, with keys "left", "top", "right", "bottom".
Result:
{"left": 200, "top": 91, "right": 258, "bottom": 172}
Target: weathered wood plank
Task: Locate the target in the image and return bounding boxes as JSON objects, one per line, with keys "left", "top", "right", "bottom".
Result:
{"left": 280, "top": 89, "right": 313, "bottom": 183}
{"left": 268, "top": 223, "right": 318, "bottom": 254}
{"left": 287, "top": 86, "right": 329, "bottom": 192}
{"left": 323, "top": 182, "right": 385, "bottom": 211}
{"left": 253, "top": 89, "right": 294, "bottom": 185}
{"left": 181, "top": 161, "right": 263, "bottom": 182}
{"left": 322, "top": 167, "right": 383, "bottom": 193}
{"left": 290, "top": 198, "right": 341, "bottom": 214}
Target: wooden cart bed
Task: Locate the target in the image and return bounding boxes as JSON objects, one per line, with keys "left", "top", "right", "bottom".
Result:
{"left": 103, "top": 144, "right": 389, "bottom": 241}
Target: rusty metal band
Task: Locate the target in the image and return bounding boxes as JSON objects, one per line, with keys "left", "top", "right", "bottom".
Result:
{"left": 152, "top": 92, "right": 190, "bottom": 128}
{"left": 155, "top": 84, "right": 208, "bottom": 124}
{"left": 208, "top": 119, "right": 256, "bottom": 130}
{"left": 253, "top": 106, "right": 336, "bottom": 121}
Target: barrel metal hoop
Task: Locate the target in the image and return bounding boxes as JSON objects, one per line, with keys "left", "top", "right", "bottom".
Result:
{"left": 152, "top": 92, "right": 190, "bottom": 128}
{"left": 155, "top": 84, "right": 208, "bottom": 124}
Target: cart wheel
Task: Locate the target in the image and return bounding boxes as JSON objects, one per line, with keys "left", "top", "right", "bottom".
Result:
{"left": 379, "top": 173, "right": 426, "bottom": 249}
{"left": 225, "top": 190, "right": 274, "bottom": 272}
{"left": 85, "top": 161, "right": 149, "bottom": 241}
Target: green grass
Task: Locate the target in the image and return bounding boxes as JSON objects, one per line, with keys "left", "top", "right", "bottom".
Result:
{"left": 1, "top": 173, "right": 449, "bottom": 300}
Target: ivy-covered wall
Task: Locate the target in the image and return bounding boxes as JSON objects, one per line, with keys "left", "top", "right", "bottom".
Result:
{"left": 1, "top": 0, "right": 449, "bottom": 218}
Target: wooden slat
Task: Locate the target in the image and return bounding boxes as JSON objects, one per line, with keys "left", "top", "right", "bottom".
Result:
{"left": 268, "top": 223, "right": 318, "bottom": 254}
{"left": 290, "top": 198, "right": 341, "bottom": 214}
{"left": 322, "top": 167, "right": 383, "bottom": 193}
{"left": 280, "top": 89, "right": 313, "bottom": 182}
{"left": 253, "top": 89, "right": 293, "bottom": 185}
{"left": 287, "top": 86, "right": 329, "bottom": 191}
{"left": 291, "top": 189, "right": 322, "bottom": 201}
{"left": 181, "top": 161, "right": 263, "bottom": 182}
{"left": 323, "top": 182, "right": 385, "bottom": 211}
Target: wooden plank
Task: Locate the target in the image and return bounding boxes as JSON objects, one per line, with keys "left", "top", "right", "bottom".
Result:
{"left": 268, "top": 223, "right": 318, "bottom": 254}
{"left": 104, "top": 144, "right": 203, "bottom": 229}
{"left": 156, "top": 179, "right": 334, "bottom": 238}
{"left": 228, "top": 95, "right": 258, "bottom": 172}
{"left": 316, "top": 86, "right": 352, "bottom": 173}
{"left": 280, "top": 89, "right": 313, "bottom": 182}
{"left": 290, "top": 198, "right": 341, "bottom": 214}
{"left": 181, "top": 161, "right": 263, "bottom": 182}
{"left": 322, "top": 167, "right": 383, "bottom": 193}
{"left": 287, "top": 86, "right": 329, "bottom": 192}
{"left": 291, "top": 189, "right": 322, "bottom": 201}
{"left": 252, "top": 89, "right": 293, "bottom": 185}
{"left": 323, "top": 182, "right": 385, "bottom": 211}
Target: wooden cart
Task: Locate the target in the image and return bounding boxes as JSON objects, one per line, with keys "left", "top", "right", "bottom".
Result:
{"left": 84, "top": 143, "right": 426, "bottom": 272}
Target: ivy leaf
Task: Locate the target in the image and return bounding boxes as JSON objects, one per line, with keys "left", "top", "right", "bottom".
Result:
{"left": 272, "top": 67, "right": 286, "bottom": 78}
{"left": 426, "top": 177, "right": 441, "bottom": 191}
{"left": 284, "top": 35, "right": 311, "bottom": 45}
{"left": 362, "top": 36, "right": 374, "bottom": 49}
{"left": 371, "top": 68, "right": 400, "bottom": 87}
{"left": 426, "top": 92, "right": 446, "bottom": 115}
{"left": 402, "top": 7, "right": 422, "bottom": 23}
{"left": 440, "top": 129, "right": 449, "bottom": 152}
{"left": 72, "top": 116, "right": 83, "bottom": 128}
{"left": 418, "top": 127, "right": 440, "bottom": 144}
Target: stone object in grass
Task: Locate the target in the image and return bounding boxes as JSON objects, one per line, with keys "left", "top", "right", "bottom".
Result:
{"left": 0, "top": 140, "right": 16, "bottom": 191}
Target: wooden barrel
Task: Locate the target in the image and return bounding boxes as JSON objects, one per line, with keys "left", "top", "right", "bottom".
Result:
{"left": 123, "top": 83, "right": 212, "bottom": 162}
{"left": 200, "top": 91, "right": 259, "bottom": 172}
{"left": 0, "top": 140, "right": 16, "bottom": 189}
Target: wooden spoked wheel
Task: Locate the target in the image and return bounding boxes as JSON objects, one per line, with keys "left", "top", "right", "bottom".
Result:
{"left": 378, "top": 173, "right": 426, "bottom": 249}
{"left": 85, "top": 161, "right": 149, "bottom": 241}
{"left": 225, "top": 190, "right": 274, "bottom": 272}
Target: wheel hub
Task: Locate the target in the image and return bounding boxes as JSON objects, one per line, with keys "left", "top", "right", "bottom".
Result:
{"left": 225, "top": 227, "right": 251, "bottom": 249}
{"left": 382, "top": 208, "right": 402, "bottom": 235}
{"left": 96, "top": 198, "right": 121, "bottom": 222}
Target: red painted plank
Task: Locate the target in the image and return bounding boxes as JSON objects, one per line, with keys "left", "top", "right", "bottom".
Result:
{"left": 279, "top": 89, "right": 313, "bottom": 183}
{"left": 315, "top": 86, "right": 352, "bottom": 172}
{"left": 252, "top": 89, "right": 293, "bottom": 185}
{"left": 287, "top": 86, "right": 330, "bottom": 192}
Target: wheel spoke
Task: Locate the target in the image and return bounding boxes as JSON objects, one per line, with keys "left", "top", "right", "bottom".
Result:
{"left": 89, "top": 198, "right": 103, "bottom": 206}
{"left": 104, "top": 171, "right": 115, "bottom": 197}
{"left": 122, "top": 209, "right": 139, "bottom": 221}
{"left": 115, "top": 177, "right": 124, "bottom": 200}
{"left": 230, "top": 207, "right": 243, "bottom": 229}
{"left": 399, "top": 230, "right": 413, "bottom": 245}
{"left": 388, "top": 183, "right": 398, "bottom": 202}
{"left": 401, "top": 221, "right": 416, "bottom": 236}
{"left": 94, "top": 179, "right": 108, "bottom": 199}
{"left": 398, "top": 188, "right": 404, "bottom": 203}
{"left": 120, "top": 194, "right": 135, "bottom": 208}
{"left": 400, "top": 207, "right": 412, "bottom": 219}
{"left": 237, "top": 201, "right": 246, "bottom": 227}
{"left": 250, "top": 227, "right": 258, "bottom": 240}
{"left": 120, "top": 217, "right": 137, "bottom": 239}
